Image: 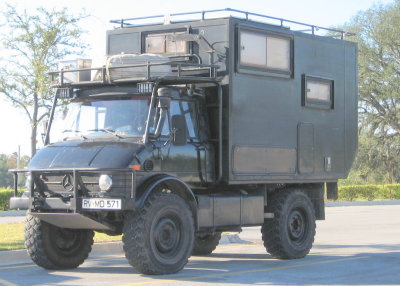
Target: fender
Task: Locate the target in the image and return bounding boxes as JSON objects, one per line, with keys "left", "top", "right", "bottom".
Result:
{"left": 135, "top": 175, "right": 197, "bottom": 216}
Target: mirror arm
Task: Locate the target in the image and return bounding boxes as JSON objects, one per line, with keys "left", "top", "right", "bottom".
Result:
{"left": 44, "top": 90, "right": 59, "bottom": 146}
{"left": 154, "top": 108, "right": 168, "bottom": 137}
{"left": 143, "top": 82, "right": 160, "bottom": 144}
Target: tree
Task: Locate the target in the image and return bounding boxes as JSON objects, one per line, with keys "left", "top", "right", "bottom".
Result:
{"left": 0, "top": 153, "right": 30, "bottom": 187}
{"left": 340, "top": 0, "right": 400, "bottom": 183}
{"left": 0, "top": 4, "right": 87, "bottom": 157}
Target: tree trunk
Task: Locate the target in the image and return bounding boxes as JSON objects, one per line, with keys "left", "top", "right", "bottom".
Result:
{"left": 31, "top": 122, "right": 37, "bottom": 157}
{"left": 31, "top": 93, "right": 39, "bottom": 157}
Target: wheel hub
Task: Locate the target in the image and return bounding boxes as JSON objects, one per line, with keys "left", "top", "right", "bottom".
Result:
{"left": 288, "top": 210, "right": 306, "bottom": 241}
{"left": 154, "top": 218, "right": 180, "bottom": 254}
{"left": 54, "top": 228, "right": 79, "bottom": 250}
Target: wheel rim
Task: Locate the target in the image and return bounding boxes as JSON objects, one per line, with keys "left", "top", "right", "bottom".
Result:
{"left": 151, "top": 212, "right": 183, "bottom": 260}
{"left": 154, "top": 217, "right": 180, "bottom": 254}
{"left": 51, "top": 226, "right": 81, "bottom": 253}
{"left": 287, "top": 209, "right": 307, "bottom": 244}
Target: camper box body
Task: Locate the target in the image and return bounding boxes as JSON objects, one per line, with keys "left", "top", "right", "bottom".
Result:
{"left": 106, "top": 17, "right": 358, "bottom": 184}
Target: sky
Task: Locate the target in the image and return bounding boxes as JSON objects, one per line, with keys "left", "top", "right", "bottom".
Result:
{"left": 0, "top": 0, "right": 395, "bottom": 156}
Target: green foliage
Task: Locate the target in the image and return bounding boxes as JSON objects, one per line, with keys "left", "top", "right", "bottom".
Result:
{"left": 338, "top": 184, "right": 400, "bottom": 201}
{"left": 0, "top": 153, "right": 29, "bottom": 187}
{"left": 338, "top": 1, "right": 400, "bottom": 183}
{"left": 0, "top": 188, "right": 23, "bottom": 211}
{"left": 339, "top": 168, "right": 370, "bottom": 186}
{"left": 0, "top": 4, "right": 87, "bottom": 156}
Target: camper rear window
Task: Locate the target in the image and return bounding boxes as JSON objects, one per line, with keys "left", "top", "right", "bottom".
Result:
{"left": 239, "top": 29, "right": 292, "bottom": 76}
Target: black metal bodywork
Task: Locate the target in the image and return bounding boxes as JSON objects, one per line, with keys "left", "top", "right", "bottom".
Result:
{"left": 10, "top": 9, "right": 357, "bottom": 232}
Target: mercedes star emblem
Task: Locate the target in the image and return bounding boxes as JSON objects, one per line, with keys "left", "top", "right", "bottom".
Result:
{"left": 62, "top": 174, "right": 74, "bottom": 192}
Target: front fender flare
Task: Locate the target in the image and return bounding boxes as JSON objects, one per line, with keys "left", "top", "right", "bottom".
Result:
{"left": 135, "top": 175, "right": 197, "bottom": 219}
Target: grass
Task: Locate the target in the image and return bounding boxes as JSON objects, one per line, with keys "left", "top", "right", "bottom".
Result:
{"left": 0, "top": 222, "right": 122, "bottom": 251}
{"left": 0, "top": 223, "right": 24, "bottom": 251}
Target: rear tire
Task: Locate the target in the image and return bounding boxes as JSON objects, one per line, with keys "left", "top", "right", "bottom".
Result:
{"left": 25, "top": 214, "right": 94, "bottom": 269}
{"left": 192, "top": 232, "right": 221, "bottom": 255}
{"left": 261, "top": 190, "right": 316, "bottom": 259}
{"left": 123, "top": 192, "right": 194, "bottom": 275}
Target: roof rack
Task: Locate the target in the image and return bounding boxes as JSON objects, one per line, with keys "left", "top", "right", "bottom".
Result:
{"left": 110, "top": 8, "right": 354, "bottom": 40}
{"left": 49, "top": 60, "right": 219, "bottom": 89}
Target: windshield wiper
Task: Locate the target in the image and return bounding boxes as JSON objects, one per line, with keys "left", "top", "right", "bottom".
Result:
{"left": 87, "top": 128, "right": 123, "bottom": 139}
{"left": 62, "top": 129, "right": 81, "bottom": 133}
{"left": 62, "top": 130, "right": 87, "bottom": 141}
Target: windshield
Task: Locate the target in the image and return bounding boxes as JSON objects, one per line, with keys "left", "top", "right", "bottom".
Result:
{"left": 51, "top": 97, "right": 150, "bottom": 142}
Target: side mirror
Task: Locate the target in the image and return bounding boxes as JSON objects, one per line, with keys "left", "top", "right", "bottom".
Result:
{"left": 171, "top": 115, "right": 187, "bottom": 146}
{"left": 153, "top": 88, "right": 171, "bottom": 137}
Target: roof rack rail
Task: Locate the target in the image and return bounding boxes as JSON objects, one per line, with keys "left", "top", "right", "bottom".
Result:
{"left": 110, "top": 8, "right": 354, "bottom": 39}
{"left": 49, "top": 59, "right": 219, "bottom": 89}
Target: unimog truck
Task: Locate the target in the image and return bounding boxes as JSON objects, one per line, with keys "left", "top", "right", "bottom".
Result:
{"left": 10, "top": 9, "right": 358, "bottom": 275}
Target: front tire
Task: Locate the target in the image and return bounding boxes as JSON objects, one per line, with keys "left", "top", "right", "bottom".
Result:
{"left": 123, "top": 192, "right": 194, "bottom": 275}
{"left": 25, "top": 215, "right": 94, "bottom": 269}
{"left": 261, "top": 190, "right": 316, "bottom": 259}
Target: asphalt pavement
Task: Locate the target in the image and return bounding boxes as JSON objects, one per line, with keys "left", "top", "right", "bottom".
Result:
{"left": 0, "top": 210, "right": 26, "bottom": 224}
{"left": 0, "top": 203, "right": 399, "bottom": 285}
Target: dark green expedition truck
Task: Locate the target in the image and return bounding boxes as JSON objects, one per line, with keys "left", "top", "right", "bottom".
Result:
{"left": 9, "top": 9, "right": 358, "bottom": 275}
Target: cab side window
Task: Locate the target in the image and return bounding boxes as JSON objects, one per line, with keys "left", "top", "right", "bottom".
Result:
{"left": 162, "top": 100, "right": 198, "bottom": 140}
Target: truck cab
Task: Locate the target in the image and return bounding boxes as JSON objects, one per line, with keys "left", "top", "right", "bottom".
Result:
{"left": 10, "top": 9, "right": 357, "bottom": 275}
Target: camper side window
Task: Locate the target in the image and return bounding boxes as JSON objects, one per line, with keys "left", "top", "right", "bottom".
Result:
{"left": 302, "top": 75, "right": 334, "bottom": 109}
{"left": 239, "top": 29, "right": 292, "bottom": 75}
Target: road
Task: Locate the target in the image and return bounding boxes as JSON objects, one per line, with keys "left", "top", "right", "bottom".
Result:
{"left": 0, "top": 204, "right": 399, "bottom": 286}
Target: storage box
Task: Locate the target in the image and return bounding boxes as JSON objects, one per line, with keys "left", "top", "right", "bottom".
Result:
{"left": 59, "top": 59, "right": 92, "bottom": 83}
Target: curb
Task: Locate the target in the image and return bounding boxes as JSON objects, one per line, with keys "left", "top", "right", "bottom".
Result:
{"left": 326, "top": 200, "right": 400, "bottom": 207}
{"left": 219, "top": 233, "right": 252, "bottom": 245}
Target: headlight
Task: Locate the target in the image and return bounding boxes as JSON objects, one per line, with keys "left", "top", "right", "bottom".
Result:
{"left": 99, "top": 174, "right": 113, "bottom": 191}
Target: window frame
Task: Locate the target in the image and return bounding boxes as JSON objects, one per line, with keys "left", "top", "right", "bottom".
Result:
{"left": 302, "top": 75, "right": 334, "bottom": 110}
{"left": 143, "top": 30, "right": 188, "bottom": 55}
{"left": 237, "top": 26, "right": 293, "bottom": 78}
{"left": 160, "top": 99, "right": 200, "bottom": 142}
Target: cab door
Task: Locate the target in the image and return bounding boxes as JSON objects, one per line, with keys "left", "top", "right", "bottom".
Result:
{"left": 159, "top": 100, "right": 209, "bottom": 184}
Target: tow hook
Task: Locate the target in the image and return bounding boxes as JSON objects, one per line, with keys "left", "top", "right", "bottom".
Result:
{"left": 32, "top": 197, "right": 45, "bottom": 209}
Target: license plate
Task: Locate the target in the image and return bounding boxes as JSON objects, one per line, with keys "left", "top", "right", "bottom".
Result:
{"left": 82, "top": 198, "right": 121, "bottom": 210}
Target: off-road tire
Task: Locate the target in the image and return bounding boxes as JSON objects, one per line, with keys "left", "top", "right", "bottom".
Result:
{"left": 123, "top": 192, "right": 194, "bottom": 275}
{"left": 192, "top": 232, "right": 221, "bottom": 255}
{"left": 261, "top": 190, "right": 316, "bottom": 259}
{"left": 25, "top": 214, "right": 94, "bottom": 269}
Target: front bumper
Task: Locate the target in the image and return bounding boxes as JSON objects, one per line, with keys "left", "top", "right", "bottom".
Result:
{"left": 9, "top": 168, "right": 137, "bottom": 212}
{"left": 30, "top": 212, "right": 114, "bottom": 230}
{"left": 10, "top": 196, "right": 30, "bottom": 209}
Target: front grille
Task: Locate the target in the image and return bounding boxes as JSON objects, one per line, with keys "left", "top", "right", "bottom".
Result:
{"left": 33, "top": 171, "right": 133, "bottom": 198}
{"left": 39, "top": 174, "right": 101, "bottom": 195}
